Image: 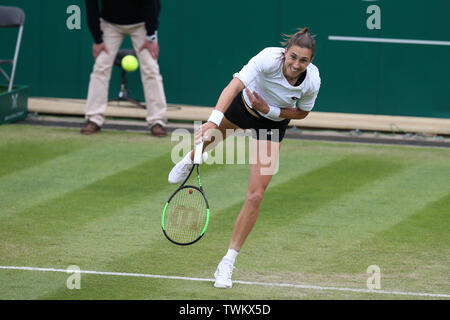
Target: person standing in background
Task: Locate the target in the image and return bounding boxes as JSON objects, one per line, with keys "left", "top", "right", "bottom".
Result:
{"left": 82, "top": 0, "right": 168, "bottom": 137}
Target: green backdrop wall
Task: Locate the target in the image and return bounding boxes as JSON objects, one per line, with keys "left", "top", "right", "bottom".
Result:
{"left": 1, "top": 0, "right": 449, "bottom": 118}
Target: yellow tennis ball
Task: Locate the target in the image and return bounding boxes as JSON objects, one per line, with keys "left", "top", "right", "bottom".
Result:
{"left": 121, "top": 55, "right": 139, "bottom": 72}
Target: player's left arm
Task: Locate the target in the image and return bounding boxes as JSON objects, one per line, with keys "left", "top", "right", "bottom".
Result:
{"left": 279, "top": 107, "right": 309, "bottom": 120}
{"left": 245, "top": 88, "right": 310, "bottom": 120}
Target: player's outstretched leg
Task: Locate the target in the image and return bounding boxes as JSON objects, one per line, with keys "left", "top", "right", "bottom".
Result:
{"left": 214, "top": 139, "right": 280, "bottom": 289}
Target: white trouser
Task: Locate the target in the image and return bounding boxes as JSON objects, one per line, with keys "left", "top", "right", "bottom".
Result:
{"left": 85, "top": 19, "right": 167, "bottom": 127}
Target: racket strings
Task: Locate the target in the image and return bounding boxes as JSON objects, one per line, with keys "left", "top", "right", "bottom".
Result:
{"left": 164, "top": 188, "right": 207, "bottom": 243}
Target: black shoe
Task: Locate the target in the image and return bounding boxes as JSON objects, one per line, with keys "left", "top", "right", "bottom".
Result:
{"left": 81, "top": 121, "right": 101, "bottom": 135}
{"left": 150, "top": 124, "right": 167, "bottom": 137}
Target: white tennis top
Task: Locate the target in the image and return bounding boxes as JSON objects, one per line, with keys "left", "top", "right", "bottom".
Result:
{"left": 233, "top": 47, "right": 321, "bottom": 121}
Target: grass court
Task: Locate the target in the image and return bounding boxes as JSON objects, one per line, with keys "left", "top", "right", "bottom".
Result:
{"left": 0, "top": 124, "right": 449, "bottom": 300}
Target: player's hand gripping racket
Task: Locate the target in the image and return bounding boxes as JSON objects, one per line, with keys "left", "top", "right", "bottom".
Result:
{"left": 162, "top": 142, "right": 210, "bottom": 245}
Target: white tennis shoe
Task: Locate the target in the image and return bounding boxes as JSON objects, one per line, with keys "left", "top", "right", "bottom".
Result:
{"left": 168, "top": 153, "right": 193, "bottom": 184}
{"left": 214, "top": 258, "right": 235, "bottom": 289}
{"left": 168, "top": 152, "right": 208, "bottom": 184}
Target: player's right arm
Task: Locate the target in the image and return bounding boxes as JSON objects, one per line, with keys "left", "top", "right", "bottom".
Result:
{"left": 194, "top": 78, "right": 243, "bottom": 145}
{"left": 202, "top": 48, "right": 271, "bottom": 135}
{"left": 196, "top": 77, "right": 244, "bottom": 143}
{"left": 215, "top": 77, "right": 245, "bottom": 114}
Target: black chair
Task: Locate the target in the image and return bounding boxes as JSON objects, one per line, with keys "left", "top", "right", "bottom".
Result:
{"left": 110, "top": 49, "right": 145, "bottom": 108}
{"left": 0, "top": 6, "right": 25, "bottom": 92}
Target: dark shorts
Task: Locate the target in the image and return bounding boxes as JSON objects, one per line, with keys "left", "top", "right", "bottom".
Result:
{"left": 224, "top": 92, "right": 290, "bottom": 142}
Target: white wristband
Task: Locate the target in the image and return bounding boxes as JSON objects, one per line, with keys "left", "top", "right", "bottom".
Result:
{"left": 266, "top": 106, "right": 281, "bottom": 118}
{"left": 207, "top": 110, "right": 224, "bottom": 126}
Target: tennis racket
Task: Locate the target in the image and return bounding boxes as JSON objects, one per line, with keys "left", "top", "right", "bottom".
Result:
{"left": 162, "top": 142, "right": 210, "bottom": 245}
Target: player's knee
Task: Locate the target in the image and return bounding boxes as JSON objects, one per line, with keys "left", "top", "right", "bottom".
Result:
{"left": 246, "top": 189, "right": 264, "bottom": 206}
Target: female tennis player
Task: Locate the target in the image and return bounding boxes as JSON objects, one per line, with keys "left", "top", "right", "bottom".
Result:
{"left": 168, "top": 28, "right": 321, "bottom": 288}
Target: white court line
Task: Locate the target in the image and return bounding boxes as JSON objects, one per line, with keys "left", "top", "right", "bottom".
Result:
{"left": 328, "top": 35, "right": 450, "bottom": 46}
{"left": 1, "top": 265, "right": 449, "bottom": 298}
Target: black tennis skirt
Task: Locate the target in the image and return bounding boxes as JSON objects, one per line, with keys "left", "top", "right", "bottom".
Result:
{"left": 224, "top": 92, "right": 290, "bottom": 142}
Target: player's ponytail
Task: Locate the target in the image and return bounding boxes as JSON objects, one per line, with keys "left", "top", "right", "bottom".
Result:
{"left": 281, "top": 27, "right": 316, "bottom": 58}
{"left": 299, "top": 27, "right": 309, "bottom": 35}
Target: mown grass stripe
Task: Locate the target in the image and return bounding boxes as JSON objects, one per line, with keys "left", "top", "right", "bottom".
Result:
{"left": 233, "top": 156, "right": 405, "bottom": 273}
{"left": 377, "top": 193, "right": 450, "bottom": 247}
{"left": 294, "top": 162, "right": 450, "bottom": 274}
{"left": 328, "top": 192, "right": 450, "bottom": 292}
{"left": 0, "top": 153, "right": 174, "bottom": 245}
{"left": 0, "top": 141, "right": 86, "bottom": 179}
{"left": 234, "top": 155, "right": 403, "bottom": 234}
{"left": 0, "top": 142, "right": 161, "bottom": 219}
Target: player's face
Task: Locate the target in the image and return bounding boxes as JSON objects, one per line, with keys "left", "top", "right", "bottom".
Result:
{"left": 283, "top": 45, "right": 313, "bottom": 80}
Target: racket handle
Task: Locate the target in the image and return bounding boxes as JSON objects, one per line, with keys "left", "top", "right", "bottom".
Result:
{"left": 193, "top": 142, "right": 204, "bottom": 164}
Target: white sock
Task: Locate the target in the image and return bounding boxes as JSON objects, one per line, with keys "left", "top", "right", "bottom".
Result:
{"left": 223, "top": 249, "right": 239, "bottom": 264}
